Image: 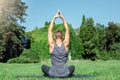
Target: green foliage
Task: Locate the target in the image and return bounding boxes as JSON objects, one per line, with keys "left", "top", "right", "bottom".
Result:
{"left": 110, "top": 43, "right": 120, "bottom": 50}
{"left": 96, "top": 22, "right": 120, "bottom": 60}
{"left": 69, "top": 26, "right": 81, "bottom": 59}
{"left": 0, "top": 40, "right": 5, "bottom": 51}
{"left": 106, "top": 22, "right": 120, "bottom": 50}
{"left": 99, "top": 22, "right": 120, "bottom": 60}
{"left": 109, "top": 50, "right": 120, "bottom": 60}
{"left": 0, "top": 40, "right": 5, "bottom": 60}
{"left": 96, "top": 23, "right": 106, "bottom": 50}
{"left": 98, "top": 50, "right": 120, "bottom": 60}
{"left": 7, "top": 56, "right": 34, "bottom": 63}
{"left": 0, "top": 0, "right": 27, "bottom": 62}
{"left": 22, "top": 41, "right": 49, "bottom": 62}
{"left": 79, "top": 15, "right": 99, "bottom": 60}
{"left": 97, "top": 50, "right": 112, "bottom": 60}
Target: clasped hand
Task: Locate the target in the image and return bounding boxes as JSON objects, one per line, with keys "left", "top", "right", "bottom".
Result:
{"left": 54, "top": 10, "right": 64, "bottom": 20}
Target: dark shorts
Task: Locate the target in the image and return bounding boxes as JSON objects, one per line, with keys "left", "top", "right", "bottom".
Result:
{"left": 41, "top": 65, "right": 75, "bottom": 78}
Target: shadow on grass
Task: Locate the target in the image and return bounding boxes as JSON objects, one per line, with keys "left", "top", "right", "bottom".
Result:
{"left": 16, "top": 74, "right": 96, "bottom": 79}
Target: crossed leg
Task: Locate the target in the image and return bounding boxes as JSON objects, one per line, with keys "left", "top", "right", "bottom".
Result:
{"left": 41, "top": 65, "right": 50, "bottom": 76}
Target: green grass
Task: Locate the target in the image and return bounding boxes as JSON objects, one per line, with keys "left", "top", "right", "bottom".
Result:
{"left": 0, "top": 60, "right": 120, "bottom": 80}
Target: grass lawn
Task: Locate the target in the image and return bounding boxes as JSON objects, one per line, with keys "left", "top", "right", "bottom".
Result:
{"left": 0, "top": 60, "right": 120, "bottom": 80}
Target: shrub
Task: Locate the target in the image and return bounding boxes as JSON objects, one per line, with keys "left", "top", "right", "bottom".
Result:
{"left": 98, "top": 50, "right": 120, "bottom": 60}
{"left": 97, "top": 50, "right": 112, "bottom": 60}
{"left": 7, "top": 56, "right": 38, "bottom": 63}
{"left": 109, "top": 50, "right": 120, "bottom": 60}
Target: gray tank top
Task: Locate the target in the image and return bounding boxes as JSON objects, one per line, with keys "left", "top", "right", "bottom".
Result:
{"left": 49, "top": 43, "right": 70, "bottom": 77}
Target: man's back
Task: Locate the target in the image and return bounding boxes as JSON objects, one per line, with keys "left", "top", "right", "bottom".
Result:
{"left": 49, "top": 43, "right": 69, "bottom": 77}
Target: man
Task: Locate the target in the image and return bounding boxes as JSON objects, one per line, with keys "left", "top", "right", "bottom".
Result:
{"left": 41, "top": 11, "right": 75, "bottom": 78}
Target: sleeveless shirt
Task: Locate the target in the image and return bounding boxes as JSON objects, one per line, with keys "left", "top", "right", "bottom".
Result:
{"left": 49, "top": 43, "right": 70, "bottom": 77}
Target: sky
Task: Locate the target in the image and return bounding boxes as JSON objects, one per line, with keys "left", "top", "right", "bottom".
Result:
{"left": 21, "top": 0, "right": 120, "bottom": 31}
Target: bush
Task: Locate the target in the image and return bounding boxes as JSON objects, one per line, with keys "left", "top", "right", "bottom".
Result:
{"left": 97, "top": 50, "right": 120, "bottom": 60}
{"left": 19, "top": 40, "right": 50, "bottom": 62}
{"left": 7, "top": 56, "right": 38, "bottom": 63}
{"left": 110, "top": 43, "right": 120, "bottom": 50}
{"left": 97, "top": 50, "right": 112, "bottom": 60}
{"left": 109, "top": 50, "right": 120, "bottom": 60}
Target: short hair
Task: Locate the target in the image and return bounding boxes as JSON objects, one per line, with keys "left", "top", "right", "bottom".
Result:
{"left": 55, "top": 30, "right": 63, "bottom": 39}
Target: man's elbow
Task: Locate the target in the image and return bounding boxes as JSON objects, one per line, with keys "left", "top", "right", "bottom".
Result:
{"left": 64, "top": 40, "right": 69, "bottom": 45}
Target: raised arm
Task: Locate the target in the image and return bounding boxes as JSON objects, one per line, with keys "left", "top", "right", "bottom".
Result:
{"left": 59, "top": 12, "right": 70, "bottom": 47}
{"left": 48, "top": 17, "right": 55, "bottom": 46}
{"left": 48, "top": 13, "right": 59, "bottom": 48}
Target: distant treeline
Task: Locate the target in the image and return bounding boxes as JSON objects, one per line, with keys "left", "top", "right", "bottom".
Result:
{"left": 8, "top": 19, "right": 120, "bottom": 63}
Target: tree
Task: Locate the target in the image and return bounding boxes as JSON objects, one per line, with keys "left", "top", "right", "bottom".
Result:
{"left": 0, "top": 0, "right": 28, "bottom": 62}
{"left": 106, "top": 22, "right": 120, "bottom": 50}
{"left": 79, "top": 15, "right": 99, "bottom": 60}
{"left": 68, "top": 24, "right": 81, "bottom": 59}
{"left": 96, "top": 23, "right": 106, "bottom": 50}
{"left": 0, "top": 0, "right": 27, "bottom": 38}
